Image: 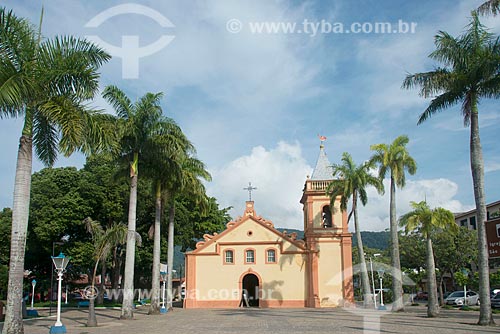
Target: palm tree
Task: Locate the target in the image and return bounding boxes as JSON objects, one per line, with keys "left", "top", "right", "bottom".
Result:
{"left": 102, "top": 85, "right": 165, "bottom": 319}
{"left": 478, "top": 0, "right": 500, "bottom": 15}
{"left": 165, "top": 154, "right": 211, "bottom": 309}
{"left": 399, "top": 201, "right": 456, "bottom": 317}
{"left": 0, "top": 8, "right": 111, "bottom": 334}
{"left": 402, "top": 12, "right": 500, "bottom": 325}
{"left": 83, "top": 218, "right": 127, "bottom": 327}
{"left": 326, "top": 152, "right": 383, "bottom": 307}
{"left": 142, "top": 118, "right": 191, "bottom": 314}
{"left": 370, "top": 135, "right": 417, "bottom": 312}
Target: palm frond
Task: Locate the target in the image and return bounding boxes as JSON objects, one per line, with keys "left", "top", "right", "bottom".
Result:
{"left": 478, "top": 0, "right": 500, "bottom": 15}
{"left": 102, "top": 85, "right": 133, "bottom": 119}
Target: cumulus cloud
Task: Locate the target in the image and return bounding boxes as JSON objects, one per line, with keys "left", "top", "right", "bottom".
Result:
{"left": 207, "top": 141, "right": 312, "bottom": 229}
{"left": 358, "top": 178, "right": 474, "bottom": 231}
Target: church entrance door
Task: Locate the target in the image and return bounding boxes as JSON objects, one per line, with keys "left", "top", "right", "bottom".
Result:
{"left": 242, "top": 273, "right": 259, "bottom": 307}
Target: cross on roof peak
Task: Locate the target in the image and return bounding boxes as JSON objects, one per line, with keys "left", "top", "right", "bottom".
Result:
{"left": 243, "top": 182, "right": 257, "bottom": 201}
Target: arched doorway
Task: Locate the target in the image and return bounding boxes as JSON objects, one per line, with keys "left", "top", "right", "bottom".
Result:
{"left": 242, "top": 273, "right": 259, "bottom": 307}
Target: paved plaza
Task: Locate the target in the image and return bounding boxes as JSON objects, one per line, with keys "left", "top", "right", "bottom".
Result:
{"left": 2, "top": 306, "right": 500, "bottom": 334}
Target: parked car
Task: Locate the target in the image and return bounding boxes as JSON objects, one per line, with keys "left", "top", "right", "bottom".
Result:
{"left": 444, "top": 291, "right": 480, "bottom": 306}
{"left": 492, "top": 293, "right": 500, "bottom": 309}
{"left": 415, "top": 291, "right": 428, "bottom": 300}
{"left": 490, "top": 288, "right": 500, "bottom": 298}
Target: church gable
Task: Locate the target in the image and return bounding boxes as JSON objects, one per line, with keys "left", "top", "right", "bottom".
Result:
{"left": 191, "top": 201, "right": 307, "bottom": 255}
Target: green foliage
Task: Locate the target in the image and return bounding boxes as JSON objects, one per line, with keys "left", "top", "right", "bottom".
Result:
{"left": 399, "top": 201, "right": 456, "bottom": 239}
{"left": 0, "top": 208, "right": 12, "bottom": 265}
{"left": 353, "top": 231, "right": 390, "bottom": 250}
{"left": 327, "top": 152, "right": 384, "bottom": 214}
{"left": 0, "top": 264, "right": 8, "bottom": 299}
{"left": 454, "top": 270, "right": 470, "bottom": 288}
{"left": 174, "top": 196, "right": 231, "bottom": 252}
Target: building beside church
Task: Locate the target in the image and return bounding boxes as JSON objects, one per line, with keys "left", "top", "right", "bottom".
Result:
{"left": 184, "top": 143, "right": 354, "bottom": 308}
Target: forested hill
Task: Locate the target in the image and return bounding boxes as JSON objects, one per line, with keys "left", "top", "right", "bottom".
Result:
{"left": 275, "top": 228, "right": 389, "bottom": 250}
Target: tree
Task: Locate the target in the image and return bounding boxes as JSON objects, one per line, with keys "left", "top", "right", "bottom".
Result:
{"left": 165, "top": 154, "right": 211, "bottom": 309}
{"left": 83, "top": 218, "right": 127, "bottom": 327}
{"left": 370, "top": 135, "right": 417, "bottom": 312}
{"left": 0, "top": 208, "right": 12, "bottom": 299}
{"left": 0, "top": 8, "right": 111, "bottom": 333}
{"left": 478, "top": 1, "right": 500, "bottom": 15}
{"left": 326, "top": 152, "right": 383, "bottom": 307}
{"left": 432, "top": 227, "right": 478, "bottom": 304}
{"left": 402, "top": 12, "right": 500, "bottom": 325}
{"left": 102, "top": 85, "right": 164, "bottom": 319}
{"left": 399, "top": 201, "right": 456, "bottom": 317}
{"left": 141, "top": 117, "right": 190, "bottom": 314}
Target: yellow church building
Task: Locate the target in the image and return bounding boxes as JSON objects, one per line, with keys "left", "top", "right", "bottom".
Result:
{"left": 184, "top": 144, "right": 354, "bottom": 308}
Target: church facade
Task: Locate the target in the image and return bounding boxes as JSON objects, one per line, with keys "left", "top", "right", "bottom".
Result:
{"left": 184, "top": 144, "right": 354, "bottom": 308}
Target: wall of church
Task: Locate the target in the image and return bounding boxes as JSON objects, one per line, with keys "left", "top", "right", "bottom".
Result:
{"left": 315, "top": 239, "right": 345, "bottom": 307}
{"left": 185, "top": 218, "right": 308, "bottom": 308}
{"left": 193, "top": 248, "right": 306, "bottom": 307}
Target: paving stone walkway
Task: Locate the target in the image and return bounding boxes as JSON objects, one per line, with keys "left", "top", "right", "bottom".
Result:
{"left": 2, "top": 306, "right": 500, "bottom": 334}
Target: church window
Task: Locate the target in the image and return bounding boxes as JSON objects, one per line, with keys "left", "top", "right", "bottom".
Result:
{"left": 266, "top": 249, "right": 277, "bottom": 263}
{"left": 224, "top": 250, "right": 234, "bottom": 264}
{"left": 322, "top": 206, "right": 333, "bottom": 228}
{"left": 245, "top": 249, "right": 255, "bottom": 264}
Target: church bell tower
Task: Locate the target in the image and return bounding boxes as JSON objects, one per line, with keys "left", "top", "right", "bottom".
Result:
{"left": 300, "top": 140, "right": 354, "bottom": 307}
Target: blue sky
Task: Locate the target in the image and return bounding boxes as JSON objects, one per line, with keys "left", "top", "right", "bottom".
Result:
{"left": 1, "top": 0, "right": 499, "bottom": 231}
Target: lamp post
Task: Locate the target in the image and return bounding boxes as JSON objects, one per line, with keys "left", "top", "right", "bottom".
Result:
{"left": 160, "top": 263, "right": 168, "bottom": 314}
{"left": 462, "top": 268, "right": 469, "bottom": 308}
{"left": 370, "top": 254, "right": 381, "bottom": 309}
{"left": 377, "top": 268, "right": 386, "bottom": 310}
{"left": 50, "top": 253, "right": 70, "bottom": 334}
{"left": 31, "top": 279, "right": 37, "bottom": 310}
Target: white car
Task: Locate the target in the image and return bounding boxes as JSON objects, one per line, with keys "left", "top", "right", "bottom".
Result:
{"left": 444, "top": 291, "right": 480, "bottom": 306}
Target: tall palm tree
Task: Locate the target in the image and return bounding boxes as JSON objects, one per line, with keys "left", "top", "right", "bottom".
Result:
{"left": 478, "top": 0, "right": 500, "bottom": 15}
{"left": 102, "top": 85, "right": 164, "bottom": 319}
{"left": 83, "top": 218, "right": 127, "bottom": 327}
{"left": 402, "top": 12, "right": 500, "bottom": 325}
{"left": 370, "top": 135, "right": 417, "bottom": 312}
{"left": 164, "top": 154, "right": 211, "bottom": 309}
{"left": 399, "top": 201, "right": 456, "bottom": 317}
{"left": 0, "top": 8, "right": 111, "bottom": 334}
{"left": 326, "top": 152, "right": 383, "bottom": 307}
{"left": 142, "top": 118, "right": 191, "bottom": 314}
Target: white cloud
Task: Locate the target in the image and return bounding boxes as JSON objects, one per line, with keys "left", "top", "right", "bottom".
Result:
{"left": 357, "top": 178, "right": 474, "bottom": 231}
{"left": 207, "top": 141, "right": 312, "bottom": 229}
{"left": 485, "top": 161, "right": 500, "bottom": 173}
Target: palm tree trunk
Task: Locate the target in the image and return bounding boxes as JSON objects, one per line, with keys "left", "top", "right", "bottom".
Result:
{"left": 97, "top": 261, "right": 106, "bottom": 305}
{"left": 149, "top": 182, "right": 162, "bottom": 315}
{"left": 3, "top": 135, "right": 33, "bottom": 334}
{"left": 353, "top": 194, "right": 372, "bottom": 307}
{"left": 87, "top": 261, "right": 99, "bottom": 327}
{"left": 426, "top": 237, "right": 439, "bottom": 317}
{"left": 470, "top": 105, "right": 493, "bottom": 325}
{"left": 111, "top": 246, "right": 121, "bottom": 302}
{"left": 389, "top": 175, "right": 404, "bottom": 312}
{"left": 438, "top": 275, "right": 444, "bottom": 307}
{"left": 121, "top": 155, "right": 139, "bottom": 319}
{"left": 166, "top": 202, "right": 175, "bottom": 309}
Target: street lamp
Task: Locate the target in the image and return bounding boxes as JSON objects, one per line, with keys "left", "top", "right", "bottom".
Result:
{"left": 377, "top": 268, "right": 386, "bottom": 310}
{"left": 31, "top": 279, "right": 36, "bottom": 310}
{"left": 160, "top": 263, "right": 168, "bottom": 314}
{"left": 50, "top": 253, "right": 70, "bottom": 334}
{"left": 369, "top": 254, "right": 381, "bottom": 309}
{"left": 461, "top": 268, "right": 469, "bottom": 308}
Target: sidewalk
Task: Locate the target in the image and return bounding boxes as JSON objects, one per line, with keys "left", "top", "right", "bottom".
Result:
{"left": 1, "top": 305, "right": 500, "bottom": 334}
